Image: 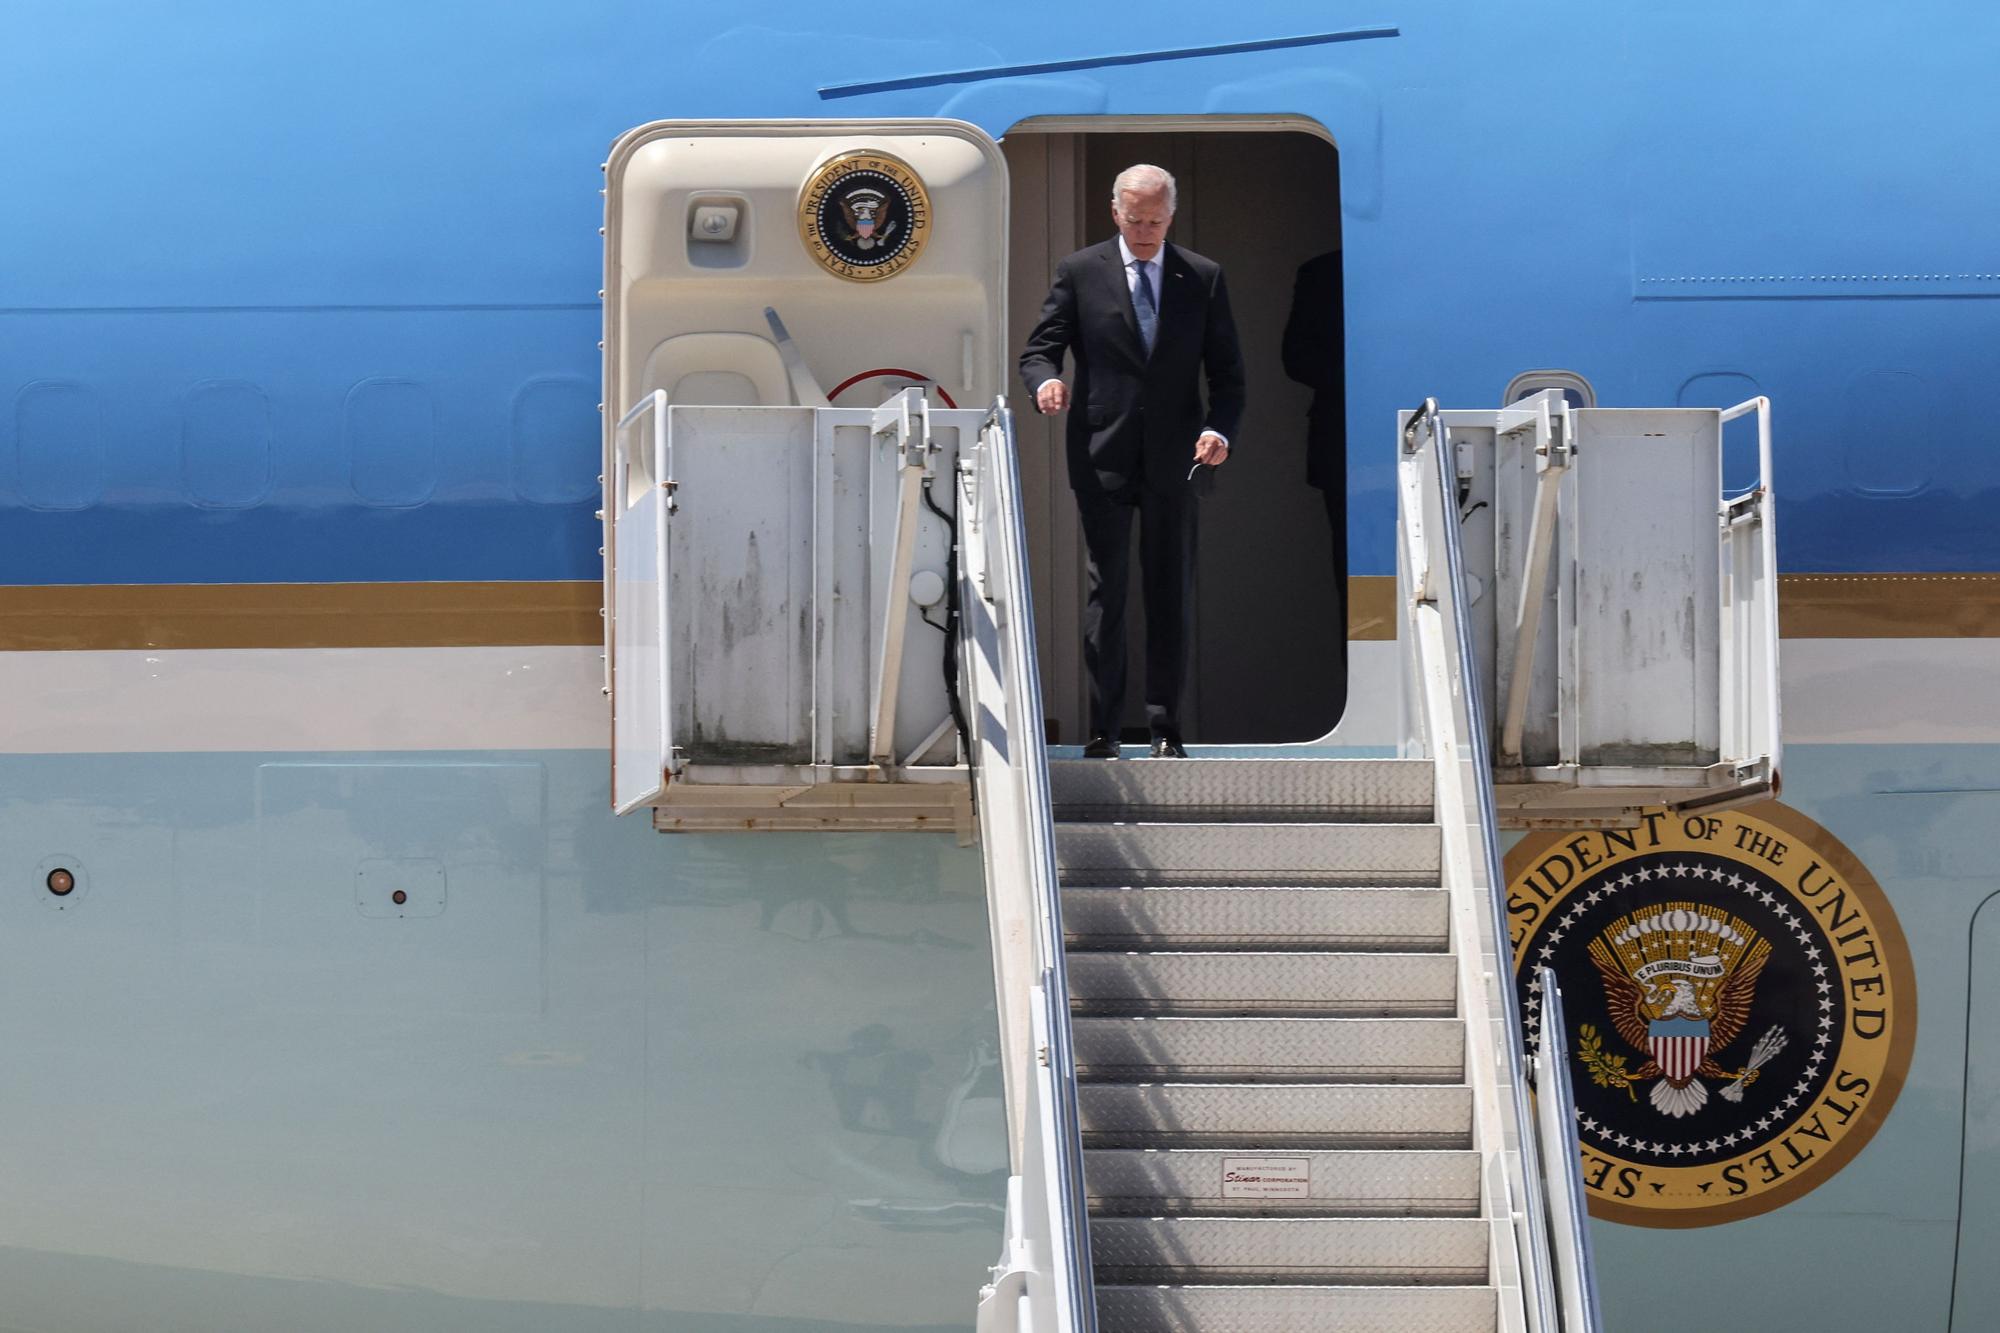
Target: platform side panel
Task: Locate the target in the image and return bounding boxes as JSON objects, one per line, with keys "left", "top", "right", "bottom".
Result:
{"left": 1572, "top": 410, "right": 1722, "bottom": 768}
{"left": 668, "top": 407, "right": 815, "bottom": 767}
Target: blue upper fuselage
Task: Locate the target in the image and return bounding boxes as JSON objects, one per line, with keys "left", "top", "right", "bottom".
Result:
{"left": 4, "top": 1, "right": 1997, "bottom": 584}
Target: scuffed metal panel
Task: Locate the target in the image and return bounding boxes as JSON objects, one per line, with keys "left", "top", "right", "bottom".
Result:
{"left": 1571, "top": 410, "right": 1721, "bottom": 768}
{"left": 668, "top": 407, "right": 815, "bottom": 767}
{"left": 638, "top": 404, "right": 973, "bottom": 784}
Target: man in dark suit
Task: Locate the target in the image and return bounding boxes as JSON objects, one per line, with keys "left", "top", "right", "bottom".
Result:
{"left": 1019, "top": 164, "right": 1245, "bottom": 759}
{"left": 1281, "top": 248, "right": 1347, "bottom": 721}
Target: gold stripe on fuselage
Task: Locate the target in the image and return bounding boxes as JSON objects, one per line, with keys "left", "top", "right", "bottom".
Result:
{"left": 1775, "top": 573, "right": 2000, "bottom": 639}
{"left": 1348, "top": 573, "right": 2000, "bottom": 642}
{"left": 0, "top": 573, "right": 1995, "bottom": 650}
{"left": 0, "top": 582, "right": 603, "bottom": 651}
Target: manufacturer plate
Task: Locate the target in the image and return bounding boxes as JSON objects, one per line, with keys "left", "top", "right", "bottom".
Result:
{"left": 1221, "top": 1156, "right": 1310, "bottom": 1199}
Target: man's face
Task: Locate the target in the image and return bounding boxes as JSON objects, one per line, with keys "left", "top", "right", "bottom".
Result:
{"left": 1112, "top": 186, "right": 1172, "bottom": 260}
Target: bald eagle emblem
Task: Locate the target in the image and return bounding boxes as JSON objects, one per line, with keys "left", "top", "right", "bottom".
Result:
{"left": 837, "top": 186, "right": 897, "bottom": 251}
{"left": 1585, "top": 902, "right": 1788, "bottom": 1117}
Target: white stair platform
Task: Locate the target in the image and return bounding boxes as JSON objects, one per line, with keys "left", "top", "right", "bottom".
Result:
{"left": 1077, "top": 1083, "right": 1474, "bottom": 1149}
{"left": 1056, "top": 823, "right": 1441, "bottom": 887}
{"left": 1050, "top": 758, "right": 1433, "bottom": 823}
{"left": 1089, "top": 1215, "right": 1490, "bottom": 1285}
{"left": 1061, "top": 885, "right": 1449, "bottom": 951}
{"left": 1092, "top": 1283, "right": 1499, "bottom": 1333}
{"left": 1071, "top": 1016, "right": 1464, "bottom": 1083}
{"left": 1067, "top": 952, "right": 1456, "bottom": 1017}
{"left": 1083, "top": 1148, "right": 1482, "bottom": 1217}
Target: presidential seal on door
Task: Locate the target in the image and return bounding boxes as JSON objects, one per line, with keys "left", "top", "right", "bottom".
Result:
{"left": 798, "top": 150, "right": 931, "bottom": 282}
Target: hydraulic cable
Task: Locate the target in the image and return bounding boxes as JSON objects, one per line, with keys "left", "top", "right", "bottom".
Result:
{"left": 921, "top": 475, "right": 974, "bottom": 778}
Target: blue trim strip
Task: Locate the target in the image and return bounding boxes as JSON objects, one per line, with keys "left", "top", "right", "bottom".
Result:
{"left": 816, "top": 27, "right": 1401, "bottom": 99}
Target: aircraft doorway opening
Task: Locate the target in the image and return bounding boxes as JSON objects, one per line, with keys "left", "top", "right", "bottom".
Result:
{"left": 1002, "top": 123, "right": 1346, "bottom": 746}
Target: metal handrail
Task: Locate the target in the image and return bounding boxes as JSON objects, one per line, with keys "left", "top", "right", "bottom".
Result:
{"left": 615, "top": 389, "right": 673, "bottom": 504}
{"left": 1719, "top": 394, "right": 1775, "bottom": 501}
{"left": 972, "top": 397, "right": 1097, "bottom": 1331}
{"left": 1536, "top": 966, "right": 1604, "bottom": 1331}
{"left": 1402, "top": 399, "right": 1581, "bottom": 1331}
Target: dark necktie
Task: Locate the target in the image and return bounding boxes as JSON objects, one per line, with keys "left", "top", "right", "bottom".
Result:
{"left": 1132, "top": 258, "right": 1157, "bottom": 354}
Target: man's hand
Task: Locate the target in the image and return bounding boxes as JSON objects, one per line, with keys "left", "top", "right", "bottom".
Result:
{"left": 1036, "top": 380, "right": 1069, "bottom": 415}
{"left": 1194, "top": 431, "right": 1230, "bottom": 466}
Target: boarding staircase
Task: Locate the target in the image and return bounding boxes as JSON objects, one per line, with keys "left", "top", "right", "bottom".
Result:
{"left": 1053, "top": 755, "right": 1502, "bottom": 1330}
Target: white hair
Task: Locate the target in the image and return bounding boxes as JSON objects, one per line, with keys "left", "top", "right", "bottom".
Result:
{"left": 1111, "top": 163, "right": 1177, "bottom": 213}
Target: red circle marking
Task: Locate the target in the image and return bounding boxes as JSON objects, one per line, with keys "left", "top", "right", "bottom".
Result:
{"left": 826, "top": 368, "right": 958, "bottom": 408}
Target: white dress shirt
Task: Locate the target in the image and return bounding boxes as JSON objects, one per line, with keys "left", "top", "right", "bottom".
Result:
{"left": 1118, "top": 234, "right": 1165, "bottom": 311}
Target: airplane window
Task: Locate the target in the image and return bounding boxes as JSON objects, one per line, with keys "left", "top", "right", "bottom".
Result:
{"left": 1504, "top": 368, "right": 1596, "bottom": 408}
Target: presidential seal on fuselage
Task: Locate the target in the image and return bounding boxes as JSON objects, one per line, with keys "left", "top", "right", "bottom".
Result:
{"left": 798, "top": 150, "right": 930, "bottom": 282}
{"left": 1507, "top": 803, "right": 1914, "bottom": 1228}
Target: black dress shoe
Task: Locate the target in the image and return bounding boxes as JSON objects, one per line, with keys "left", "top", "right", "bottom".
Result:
{"left": 1082, "top": 733, "right": 1120, "bottom": 759}
{"left": 1149, "top": 735, "right": 1188, "bottom": 759}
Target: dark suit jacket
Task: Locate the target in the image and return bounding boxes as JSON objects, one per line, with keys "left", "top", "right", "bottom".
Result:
{"left": 1281, "top": 249, "right": 1344, "bottom": 491}
{"left": 1019, "top": 238, "right": 1245, "bottom": 497}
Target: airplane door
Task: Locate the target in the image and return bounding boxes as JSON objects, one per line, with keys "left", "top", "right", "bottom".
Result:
{"left": 601, "top": 120, "right": 1009, "bottom": 815}
{"left": 1952, "top": 890, "right": 2000, "bottom": 1329}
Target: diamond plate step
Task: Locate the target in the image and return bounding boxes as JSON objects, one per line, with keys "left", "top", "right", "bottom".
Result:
{"left": 1078, "top": 1083, "right": 1473, "bottom": 1149}
{"left": 1072, "top": 1016, "right": 1463, "bottom": 1083}
{"left": 1085, "top": 1148, "right": 1482, "bottom": 1217}
{"left": 1090, "top": 1216, "right": 1489, "bottom": 1285}
{"left": 1062, "top": 885, "right": 1449, "bottom": 951}
{"left": 1056, "top": 823, "right": 1440, "bottom": 887}
{"left": 1067, "top": 952, "right": 1456, "bottom": 1017}
{"left": 1050, "top": 758, "right": 1433, "bottom": 824}
{"left": 1094, "top": 1283, "right": 1499, "bottom": 1332}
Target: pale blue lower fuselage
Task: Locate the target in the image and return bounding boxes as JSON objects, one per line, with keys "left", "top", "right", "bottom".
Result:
{"left": 4, "top": 642, "right": 1994, "bottom": 1328}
